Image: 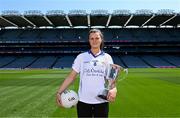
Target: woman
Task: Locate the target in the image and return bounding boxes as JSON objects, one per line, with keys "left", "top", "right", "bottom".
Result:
{"left": 56, "top": 29, "right": 117, "bottom": 117}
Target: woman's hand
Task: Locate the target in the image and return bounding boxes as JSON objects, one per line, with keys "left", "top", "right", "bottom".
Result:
{"left": 56, "top": 69, "right": 78, "bottom": 107}
{"left": 56, "top": 92, "right": 63, "bottom": 107}
{"left": 107, "top": 87, "right": 117, "bottom": 102}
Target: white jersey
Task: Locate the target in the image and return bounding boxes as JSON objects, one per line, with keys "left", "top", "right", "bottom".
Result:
{"left": 72, "top": 50, "right": 113, "bottom": 104}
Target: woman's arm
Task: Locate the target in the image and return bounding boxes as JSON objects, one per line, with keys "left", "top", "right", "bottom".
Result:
{"left": 56, "top": 69, "right": 78, "bottom": 107}
{"left": 107, "top": 81, "right": 117, "bottom": 102}
{"left": 107, "top": 87, "right": 117, "bottom": 102}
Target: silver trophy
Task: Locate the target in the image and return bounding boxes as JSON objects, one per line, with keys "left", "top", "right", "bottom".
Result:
{"left": 98, "top": 64, "right": 128, "bottom": 100}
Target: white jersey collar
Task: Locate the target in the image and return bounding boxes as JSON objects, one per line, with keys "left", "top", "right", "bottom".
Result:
{"left": 88, "top": 50, "right": 105, "bottom": 58}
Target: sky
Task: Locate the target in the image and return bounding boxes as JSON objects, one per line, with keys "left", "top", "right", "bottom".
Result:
{"left": 0, "top": 0, "right": 179, "bottom": 13}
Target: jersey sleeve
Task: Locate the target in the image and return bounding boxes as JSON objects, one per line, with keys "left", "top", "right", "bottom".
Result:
{"left": 109, "top": 56, "right": 114, "bottom": 64}
{"left": 107, "top": 54, "right": 114, "bottom": 64}
{"left": 72, "top": 54, "right": 81, "bottom": 73}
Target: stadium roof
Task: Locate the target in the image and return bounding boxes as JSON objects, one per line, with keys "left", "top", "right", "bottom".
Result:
{"left": 0, "top": 9, "right": 180, "bottom": 28}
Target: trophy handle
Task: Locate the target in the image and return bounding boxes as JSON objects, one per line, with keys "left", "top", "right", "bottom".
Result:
{"left": 107, "top": 79, "right": 116, "bottom": 90}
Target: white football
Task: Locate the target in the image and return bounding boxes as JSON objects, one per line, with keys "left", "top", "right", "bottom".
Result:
{"left": 60, "top": 90, "right": 79, "bottom": 108}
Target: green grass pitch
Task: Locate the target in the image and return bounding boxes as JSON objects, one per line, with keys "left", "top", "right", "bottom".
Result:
{"left": 0, "top": 68, "right": 180, "bottom": 117}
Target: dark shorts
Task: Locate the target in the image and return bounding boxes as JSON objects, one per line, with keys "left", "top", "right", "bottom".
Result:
{"left": 77, "top": 101, "right": 109, "bottom": 118}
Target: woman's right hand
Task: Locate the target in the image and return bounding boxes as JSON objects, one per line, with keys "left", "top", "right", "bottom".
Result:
{"left": 56, "top": 92, "right": 63, "bottom": 107}
{"left": 56, "top": 70, "right": 78, "bottom": 108}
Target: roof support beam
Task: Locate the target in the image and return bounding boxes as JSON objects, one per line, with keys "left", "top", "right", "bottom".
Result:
{"left": 124, "top": 15, "right": 133, "bottom": 27}
{"left": 43, "top": 16, "right": 54, "bottom": 26}
{"left": 0, "top": 16, "right": 18, "bottom": 27}
{"left": 65, "top": 15, "right": 72, "bottom": 27}
{"left": 21, "top": 16, "right": 36, "bottom": 27}
{"left": 106, "top": 15, "right": 112, "bottom": 27}
{"left": 141, "top": 15, "right": 155, "bottom": 27}
{"left": 160, "top": 14, "right": 177, "bottom": 26}
{"left": 87, "top": 14, "right": 90, "bottom": 27}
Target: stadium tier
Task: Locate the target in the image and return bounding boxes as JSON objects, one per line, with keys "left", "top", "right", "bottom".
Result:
{"left": 0, "top": 9, "right": 180, "bottom": 28}
{"left": 0, "top": 28, "right": 180, "bottom": 42}
{"left": 0, "top": 28, "right": 179, "bottom": 69}
{"left": 0, "top": 10, "right": 180, "bottom": 69}
{"left": 0, "top": 55, "right": 179, "bottom": 69}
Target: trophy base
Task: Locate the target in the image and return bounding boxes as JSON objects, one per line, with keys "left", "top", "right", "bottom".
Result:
{"left": 97, "top": 89, "right": 109, "bottom": 100}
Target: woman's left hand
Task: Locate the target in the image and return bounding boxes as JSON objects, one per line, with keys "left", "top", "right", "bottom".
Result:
{"left": 107, "top": 87, "right": 117, "bottom": 102}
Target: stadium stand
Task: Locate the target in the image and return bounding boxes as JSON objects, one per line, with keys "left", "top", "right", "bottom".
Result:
{"left": 141, "top": 55, "right": 176, "bottom": 68}
{"left": 3, "top": 56, "right": 37, "bottom": 69}
{"left": 28, "top": 56, "right": 56, "bottom": 68}
{"left": 53, "top": 56, "right": 76, "bottom": 68}
{"left": 19, "top": 29, "right": 40, "bottom": 42}
{"left": 121, "top": 55, "right": 150, "bottom": 68}
{"left": 0, "top": 29, "right": 22, "bottom": 42}
{"left": 1, "top": 28, "right": 180, "bottom": 42}
{"left": 0, "top": 56, "right": 16, "bottom": 68}
{"left": 39, "top": 29, "right": 60, "bottom": 42}
{"left": 161, "top": 55, "right": 180, "bottom": 67}
{"left": 0, "top": 9, "right": 180, "bottom": 68}
{"left": 112, "top": 29, "right": 134, "bottom": 42}
{"left": 111, "top": 55, "right": 126, "bottom": 68}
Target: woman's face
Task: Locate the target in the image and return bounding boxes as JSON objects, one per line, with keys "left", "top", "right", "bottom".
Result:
{"left": 89, "top": 32, "right": 102, "bottom": 49}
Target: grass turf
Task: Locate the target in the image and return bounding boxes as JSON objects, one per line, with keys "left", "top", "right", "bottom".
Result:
{"left": 0, "top": 68, "right": 180, "bottom": 117}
